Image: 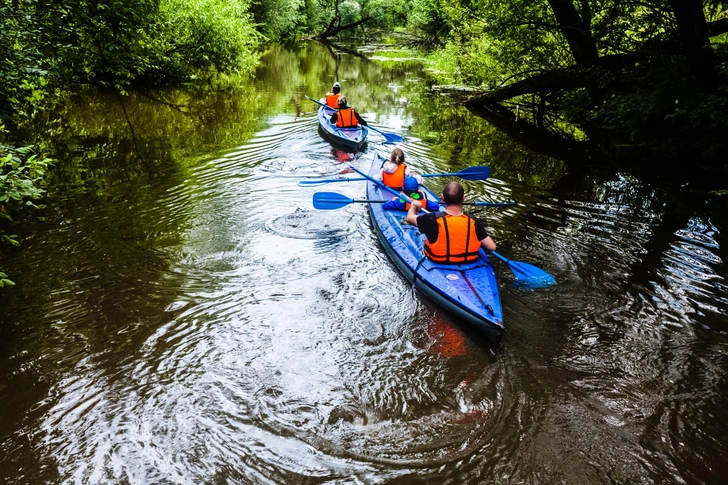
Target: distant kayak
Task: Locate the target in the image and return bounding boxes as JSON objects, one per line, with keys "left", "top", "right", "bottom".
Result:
{"left": 317, "top": 103, "right": 368, "bottom": 152}
{"left": 365, "top": 153, "right": 505, "bottom": 343}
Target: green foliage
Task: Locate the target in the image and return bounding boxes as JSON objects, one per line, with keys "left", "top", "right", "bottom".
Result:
{"left": 0, "top": 144, "right": 52, "bottom": 219}
{"left": 407, "top": 0, "right": 450, "bottom": 45}
{"left": 0, "top": 143, "right": 51, "bottom": 265}
{"left": 0, "top": 271, "right": 15, "bottom": 287}
{"left": 249, "top": 0, "right": 305, "bottom": 39}
{"left": 0, "top": 2, "right": 48, "bottom": 126}
{"left": 409, "top": 0, "right": 728, "bottom": 165}
{"left": 156, "top": 0, "right": 261, "bottom": 79}
{"left": 0, "top": 0, "right": 262, "bottom": 132}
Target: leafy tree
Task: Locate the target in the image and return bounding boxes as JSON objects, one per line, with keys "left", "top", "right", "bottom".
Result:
{"left": 0, "top": 0, "right": 262, "bottom": 132}
{"left": 249, "top": 0, "right": 305, "bottom": 40}
{"left": 419, "top": 0, "right": 728, "bottom": 168}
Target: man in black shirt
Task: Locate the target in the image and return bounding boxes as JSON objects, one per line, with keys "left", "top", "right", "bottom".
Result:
{"left": 407, "top": 182, "right": 496, "bottom": 263}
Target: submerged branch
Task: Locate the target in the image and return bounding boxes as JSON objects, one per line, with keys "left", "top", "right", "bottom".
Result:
{"left": 465, "top": 54, "right": 638, "bottom": 105}
{"left": 466, "top": 103, "right": 592, "bottom": 163}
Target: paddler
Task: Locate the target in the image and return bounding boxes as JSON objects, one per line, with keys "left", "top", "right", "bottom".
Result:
{"left": 330, "top": 96, "right": 368, "bottom": 128}
{"left": 325, "top": 82, "right": 343, "bottom": 108}
{"left": 407, "top": 181, "right": 496, "bottom": 263}
{"left": 382, "top": 176, "right": 440, "bottom": 212}
{"left": 376, "top": 148, "right": 423, "bottom": 189}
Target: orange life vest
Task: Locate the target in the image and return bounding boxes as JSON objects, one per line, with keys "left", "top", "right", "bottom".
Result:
{"left": 382, "top": 164, "right": 406, "bottom": 188}
{"left": 326, "top": 93, "right": 341, "bottom": 108}
{"left": 424, "top": 213, "right": 481, "bottom": 263}
{"left": 336, "top": 107, "right": 358, "bottom": 128}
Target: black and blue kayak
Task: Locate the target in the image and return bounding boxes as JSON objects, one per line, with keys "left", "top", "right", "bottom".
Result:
{"left": 363, "top": 153, "right": 504, "bottom": 343}
{"left": 317, "top": 102, "right": 369, "bottom": 152}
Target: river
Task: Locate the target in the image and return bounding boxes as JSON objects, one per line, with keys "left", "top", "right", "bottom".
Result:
{"left": 1, "top": 41, "right": 727, "bottom": 484}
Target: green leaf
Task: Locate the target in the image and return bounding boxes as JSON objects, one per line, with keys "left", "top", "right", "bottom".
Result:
{"left": 2, "top": 235, "right": 20, "bottom": 247}
{"left": 1, "top": 279, "right": 15, "bottom": 287}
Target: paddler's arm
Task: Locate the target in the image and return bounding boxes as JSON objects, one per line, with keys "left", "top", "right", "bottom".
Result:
{"left": 473, "top": 217, "right": 496, "bottom": 251}
{"left": 406, "top": 200, "right": 422, "bottom": 227}
{"left": 354, "top": 110, "right": 368, "bottom": 126}
{"left": 481, "top": 236, "right": 497, "bottom": 252}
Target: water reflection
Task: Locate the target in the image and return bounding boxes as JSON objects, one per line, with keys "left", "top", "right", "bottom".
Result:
{"left": 1, "top": 41, "right": 727, "bottom": 484}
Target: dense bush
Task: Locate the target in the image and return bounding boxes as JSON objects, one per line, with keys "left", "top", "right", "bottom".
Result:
{"left": 0, "top": 141, "right": 52, "bottom": 285}
{"left": 0, "top": 0, "right": 262, "bottom": 130}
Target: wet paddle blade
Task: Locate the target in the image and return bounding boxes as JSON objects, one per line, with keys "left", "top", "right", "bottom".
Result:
{"left": 420, "top": 166, "right": 490, "bottom": 181}
{"left": 507, "top": 260, "right": 556, "bottom": 288}
{"left": 313, "top": 192, "right": 354, "bottom": 210}
{"left": 454, "top": 166, "right": 491, "bottom": 181}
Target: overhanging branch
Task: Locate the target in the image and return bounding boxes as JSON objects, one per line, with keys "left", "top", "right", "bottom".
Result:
{"left": 315, "top": 16, "right": 372, "bottom": 39}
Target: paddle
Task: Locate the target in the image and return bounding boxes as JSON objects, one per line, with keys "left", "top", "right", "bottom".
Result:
{"left": 305, "top": 94, "right": 329, "bottom": 108}
{"left": 305, "top": 95, "right": 405, "bottom": 143}
{"left": 486, "top": 250, "right": 556, "bottom": 287}
{"left": 367, "top": 126, "right": 405, "bottom": 143}
{"left": 297, "top": 165, "right": 491, "bottom": 186}
{"left": 347, "top": 164, "right": 555, "bottom": 287}
{"left": 314, "top": 192, "right": 382, "bottom": 210}
{"left": 313, "top": 192, "right": 515, "bottom": 210}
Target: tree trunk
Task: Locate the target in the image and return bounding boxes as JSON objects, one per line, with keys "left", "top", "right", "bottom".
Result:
{"left": 546, "top": 0, "right": 599, "bottom": 65}
{"left": 707, "top": 18, "right": 728, "bottom": 37}
{"left": 668, "top": 0, "right": 721, "bottom": 91}
{"left": 465, "top": 68, "right": 586, "bottom": 105}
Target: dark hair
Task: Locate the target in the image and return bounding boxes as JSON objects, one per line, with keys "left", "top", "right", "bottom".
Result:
{"left": 332, "top": 85, "right": 340, "bottom": 94}
{"left": 337, "top": 96, "right": 347, "bottom": 107}
{"left": 442, "top": 182, "right": 464, "bottom": 205}
{"left": 390, "top": 147, "right": 405, "bottom": 165}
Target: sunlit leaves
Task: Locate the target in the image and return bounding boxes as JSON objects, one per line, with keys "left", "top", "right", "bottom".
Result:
{"left": 0, "top": 146, "right": 51, "bottom": 211}
{"left": 0, "top": 271, "right": 16, "bottom": 287}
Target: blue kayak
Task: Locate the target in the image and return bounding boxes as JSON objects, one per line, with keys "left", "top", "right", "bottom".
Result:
{"left": 317, "top": 103, "right": 368, "bottom": 152}
{"left": 365, "top": 153, "right": 504, "bottom": 343}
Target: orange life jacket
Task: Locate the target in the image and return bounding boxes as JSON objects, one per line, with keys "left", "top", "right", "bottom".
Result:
{"left": 336, "top": 107, "right": 358, "bottom": 128}
{"left": 382, "top": 164, "right": 406, "bottom": 188}
{"left": 326, "top": 93, "right": 341, "bottom": 108}
{"left": 424, "top": 213, "right": 481, "bottom": 263}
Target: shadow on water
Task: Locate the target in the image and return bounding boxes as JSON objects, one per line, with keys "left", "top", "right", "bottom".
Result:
{"left": 1, "top": 41, "right": 727, "bottom": 484}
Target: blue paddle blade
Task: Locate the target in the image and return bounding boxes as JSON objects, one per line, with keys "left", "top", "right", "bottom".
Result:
{"left": 420, "top": 166, "right": 490, "bottom": 181}
{"left": 507, "top": 260, "right": 556, "bottom": 287}
{"left": 487, "top": 250, "right": 555, "bottom": 288}
{"left": 454, "top": 166, "right": 490, "bottom": 181}
{"left": 313, "top": 192, "right": 354, "bottom": 210}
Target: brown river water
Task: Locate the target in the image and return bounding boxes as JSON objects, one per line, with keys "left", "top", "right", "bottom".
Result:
{"left": 1, "top": 42, "right": 727, "bottom": 484}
